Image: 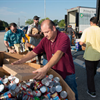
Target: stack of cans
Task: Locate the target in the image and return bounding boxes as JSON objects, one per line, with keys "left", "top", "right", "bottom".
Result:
{"left": 0, "top": 74, "right": 68, "bottom": 100}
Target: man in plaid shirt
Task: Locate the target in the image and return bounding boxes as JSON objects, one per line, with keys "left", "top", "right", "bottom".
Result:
{"left": 4, "top": 23, "right": 28, "bottom": 53}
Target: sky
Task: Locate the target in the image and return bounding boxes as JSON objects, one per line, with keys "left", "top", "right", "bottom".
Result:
{"left": 0, "top": 0, "right": 97, "bottom": 26}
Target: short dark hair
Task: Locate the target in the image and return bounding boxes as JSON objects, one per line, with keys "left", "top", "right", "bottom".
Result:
{"left": 90, "top": 17, "right": 98, "bottom": 24}
{"left": 33, "top": 16, "right": 40, "bottom": 20}
{"left": 10, "top": 23, "right": 17, "bottom": 27}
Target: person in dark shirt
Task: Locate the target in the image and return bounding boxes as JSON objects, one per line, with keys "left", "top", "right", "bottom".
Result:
{"left": 12, "top": 20, "right": 78, "bottom": 100}
{"left": 67, "top": 25, "right": 75, "bottom": 45}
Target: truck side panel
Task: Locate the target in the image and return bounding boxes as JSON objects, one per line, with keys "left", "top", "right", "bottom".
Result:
{"left": 79, "top": 7, "right": 96, "bottom": 33}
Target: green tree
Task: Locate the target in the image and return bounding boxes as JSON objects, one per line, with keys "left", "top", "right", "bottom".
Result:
{"left": 3, "top": 21, "right": 9, "bottom": 27}
{"left": 25, "top": 19, "right": 33, "bottom": 25}
{"left": 53, "top": 19, "right": 59, "bottom": 26}
{"left": 0, "top": 20, "right": 9, "bottom": 30}
{"left": 58, "top": 19, "right": 65, "bottom": 28}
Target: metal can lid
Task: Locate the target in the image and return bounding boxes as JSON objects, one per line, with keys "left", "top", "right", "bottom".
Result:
{"left": 29, "top": 79, "right": 35, "bottom": 82}
{"left": 26, "top": 88, "right": 33, "bottom": 95}
{"left": 10, "top": 84, "right": 17, "bottom": 90}
{"left": 53, "top": 77, "right": 60, "bottom": 82}
{"left": 2, "top": 78, "right": 8, "bottom": 84}
{"left": 48, "top": 74, "right": 53, "bottom": 79}
{"left": 14, "top": 77, "right": 19, "bottom": 84}
{"left": 0, "top": 84, "right": 4, "bottom": 92}
{"left": 41, "top": 78, "right": 46, "bottom": 85}
{"left": 44, "top": 80, "right": 49, "bottom": 87}
{"left": 49, "top": 81, "right": 54, "bottom": 87}
{"left": 36, "top": 90, "right": 41, "bottom": 97}
{"left": 26, "top": 82, "right": 31, "bottom": 86}
{"left": 55, "top": 85, "right": 62, "bottom": 92}
{"left": 60, "top": 91, "right": 67, "bottom": 99}
{"left": 50, "top": 86, "right": 56, "bottom": 93}
{"left": 8, "top": 76, "right": 13, "bottom": 81}
{"left": 54, "top": 81, "right": 60, "bottom": 87}
{"left": 40, "top": 86, "right": 46, "bottom": 93}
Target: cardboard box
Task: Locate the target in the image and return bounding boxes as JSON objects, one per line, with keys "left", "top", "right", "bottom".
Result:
{"left": 32, "top": 27, "right": 39, "bottom": 35}
{"left": 0, "top": 51, "right": 75, "bottom": 100}
{"left": 0, "top": 52, "right": 24, "bottom": 66}
{"left": 0, "top": 51, "right": 36, "bottom": 66}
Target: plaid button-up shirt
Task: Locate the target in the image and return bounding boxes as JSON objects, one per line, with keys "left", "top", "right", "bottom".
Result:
{"left": 4, "top": 29, "right": 25, "bottom": 47}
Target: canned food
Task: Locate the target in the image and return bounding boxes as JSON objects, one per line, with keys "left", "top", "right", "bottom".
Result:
{"left": 0, "top": 91, "right": 12, "bottom": 99}
{"left": 44, "top": 80, "right": 50, "bottom": 87}
{"left": 60, "top": 91, "right": 67, "bottom": 99}
{"left": 51, "top": 92, "right": 58, "bottom": 98}
{"left": 33, "top": 90, "right": 41, "bottom": 97}
{"left": 0, "top": 78, "right": 3, "bottom": 84}
{"left": 55, "top": 85, "right": 62, "bottom": 93}
{"left": 52, "top": 95, "right": 61, "bottom": 100}
{"left": 48, "top": 74, "right": 53, "bottom": 80}
{"left": 44, "top": 92, "right": 51, "bottom": 99}
{"left": 53, "top": 77, "right": 60, "bottom": 82}
{"left": 50, "top": 86, "right": 56, "bottom": 94}
{"left": 26, "top": 88, "right": 33, "bottom": 95}
{"left": 2, "top": 78, "right": 9, "bottom": 86}
{"left": 0, "top": 84, "right": 4, "bottom": 93}
{"left": 40, "top": 86, "right": 49, "bottom": 94}
{"left": 10, "top": 84, "right": 17, "bottom": 91}
{"left": 49, "top": 81, "right": 54, "bottom": 88}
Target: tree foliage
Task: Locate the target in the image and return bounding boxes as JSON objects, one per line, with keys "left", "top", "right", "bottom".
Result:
{"left": 53, "top": 19, "right": 59, "bottom": 26}
{"left": 25, "top": 19, "right": 33, "bottom": 25}
{"left": 25, "top": 18, "right": 65, "bottom": 28}
{"left": 58, "top": 19, "right": 65, "bottom": 27}
{"left": 39, "top": 17, "right": 50, "bottom": 25}
{"left": 0, "top": 20, "right": 9, "bottom": 30}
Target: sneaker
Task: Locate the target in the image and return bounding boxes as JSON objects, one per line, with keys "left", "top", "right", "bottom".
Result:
{"left": 87, "top": 90, "right": 96, "bottom": 98}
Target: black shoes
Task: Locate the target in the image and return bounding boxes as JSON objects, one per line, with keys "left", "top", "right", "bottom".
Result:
{"left": 87, "top": 90, "right": 96, "bottom": 98}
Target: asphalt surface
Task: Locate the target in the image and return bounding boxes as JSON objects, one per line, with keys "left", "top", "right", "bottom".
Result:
{"left": 0, "top": 30, "right": 100, "bottom": 100}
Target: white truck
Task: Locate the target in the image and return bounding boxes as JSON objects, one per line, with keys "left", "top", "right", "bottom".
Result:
{"left": 67, "top": 6, "right": 96, "bottom": 37}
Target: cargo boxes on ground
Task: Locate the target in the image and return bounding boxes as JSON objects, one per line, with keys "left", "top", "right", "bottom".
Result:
{"left": 0, "top": 51, "right": 75, "bottom": 100}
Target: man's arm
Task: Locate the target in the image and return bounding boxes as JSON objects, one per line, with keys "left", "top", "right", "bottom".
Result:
{"left": 33, "top": 50, "right": 64, "bottom": 80}
{"left": 4, "top": 41, "right": 16, "bottom": 53}
{"left": 79, "top": 41, "right": 86, "bottom": 46}
{"left": 12, "top": 51, "right": 37, "bottom": 65}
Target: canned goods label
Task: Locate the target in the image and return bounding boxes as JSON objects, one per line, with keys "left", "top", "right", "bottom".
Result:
{"left": 53, "top": 96, "right": 61, "bottom": 100}
{"left": 44, "top": 92, "right": 51, "bottom": 99}
{"left": 0, "top": 91, "right": 12, "bottom": 99}
{"left": 51, "top": 92, "right": 58, "bottom": 98}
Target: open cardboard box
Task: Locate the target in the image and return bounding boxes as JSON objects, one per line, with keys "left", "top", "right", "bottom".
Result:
{"left": 0, "top": 51, "right": 75, "bottom": 100}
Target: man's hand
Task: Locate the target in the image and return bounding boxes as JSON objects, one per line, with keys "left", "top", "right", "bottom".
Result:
{"left": 9, "top": 49, "right": 16, "bottom": 54}
{"left": 11, "top": 59, "right": 22, "bottom": 65}
{"left": 33, "top": 67, "right": 48, "bottom": 80}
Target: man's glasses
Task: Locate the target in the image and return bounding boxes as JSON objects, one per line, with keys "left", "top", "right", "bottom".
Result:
{"left": 35, "top": 19, "right": 39, "bottom": 20}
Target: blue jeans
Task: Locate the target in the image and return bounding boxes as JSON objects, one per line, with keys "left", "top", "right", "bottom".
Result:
{"left": 68, "top": 35, "right": 72, "bottom": 45}
{"left": 64, "top": 74, "right": 79, "bottom": 100}
{"left": 43, "top": 58, "right": 48, "bottom": 65}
